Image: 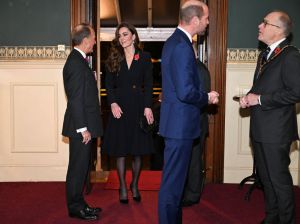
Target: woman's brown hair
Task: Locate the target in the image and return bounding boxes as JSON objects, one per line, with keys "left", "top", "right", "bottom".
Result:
{"left": 106, "top": 22, "right": 142, "bottom": 73}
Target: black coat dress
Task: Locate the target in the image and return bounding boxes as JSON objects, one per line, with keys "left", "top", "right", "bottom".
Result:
{"left": 102, "top": 51, "right": 154, "bottom": 156}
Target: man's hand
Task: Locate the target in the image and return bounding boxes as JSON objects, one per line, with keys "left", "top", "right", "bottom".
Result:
{"left": 208, "top": 91, "right": 219, "bottom": 104}
{"left": 81, "top": 130, "right": 91, "bottom": 144}
{"left": 239, "top": 93, "right": 260, "bottom": 108}
{"left": 239, "top": 96, "right": 248, "bottom": 108}
{"left": 247, "top": 93, "right": 260, "bottom": 106}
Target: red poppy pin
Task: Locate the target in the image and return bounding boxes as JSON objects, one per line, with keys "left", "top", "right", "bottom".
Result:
{"left": 274, "top": 47, "right": 281, "bottom": 55}
{"left": 134, "top": 53, "right": 140, "bottom": 61}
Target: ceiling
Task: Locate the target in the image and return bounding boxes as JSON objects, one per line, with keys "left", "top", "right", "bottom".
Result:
{"left": 100, "top": 0, "right": 182, "bottom": 28}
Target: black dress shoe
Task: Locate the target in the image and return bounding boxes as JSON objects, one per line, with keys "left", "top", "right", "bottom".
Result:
{"left": 130, "top": 184, "right": 141, "bottom": 202}
{"left": 85, "top": 206, "right": 102, "bottom": 215}
{"left": 69, "top": 209, "right": 98, "bottom": 220}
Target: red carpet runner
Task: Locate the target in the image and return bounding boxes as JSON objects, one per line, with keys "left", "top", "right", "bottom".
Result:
{"left": 0, "top": 182, "right": 300, "bottom": 223}
{"left": 105, "top": 170, "right": 162, "bottom": 190}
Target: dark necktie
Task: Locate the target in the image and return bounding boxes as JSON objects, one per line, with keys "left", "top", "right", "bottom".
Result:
{"left": 262, "top": 47, "right": 271, "bottom": 63}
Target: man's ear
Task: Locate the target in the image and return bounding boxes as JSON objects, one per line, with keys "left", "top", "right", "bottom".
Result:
{"left": 193, "top": 16, "right": 200, "bottom": 26}
{"left": 82, "top": 37, "right": 88, "bottom": 44}
{"left": 190, "top": 16, "right": 197, "bottom": 26}
{"left": 82, "top": 37, "right": 89, "bottom": 48}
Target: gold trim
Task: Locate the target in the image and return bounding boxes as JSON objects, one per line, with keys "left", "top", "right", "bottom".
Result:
{"left": 100, "top": 87, "right": 162, "bottom": 96}
{"left": 0, "top": 46, "right": 71, "bottom": 60}
{"left": 258, "top": 45, "right": 291, "bottom": 76}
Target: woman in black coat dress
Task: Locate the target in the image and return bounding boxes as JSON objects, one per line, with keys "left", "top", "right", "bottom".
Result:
{"left": 103, "top": 22, "right": 154, "bottom": 203}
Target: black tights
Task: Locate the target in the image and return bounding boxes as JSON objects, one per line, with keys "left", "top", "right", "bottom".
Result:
{"left": 116, "top": 156, "right": 142, "bottom": 197}
{"left": 131, "top": 156, "right": 142, "bottom": 188}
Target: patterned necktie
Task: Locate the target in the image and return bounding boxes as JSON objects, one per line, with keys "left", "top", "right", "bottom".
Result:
{"left": 262, "top": 47, "right": 271, "bottom": 63}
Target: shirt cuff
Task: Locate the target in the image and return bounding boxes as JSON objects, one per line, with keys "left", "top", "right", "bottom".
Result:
{"left": 76, "top": 127, "right": 87, "bottom": 133}
{"left": 258, "top": 95, "right": 261, "bottom": 105}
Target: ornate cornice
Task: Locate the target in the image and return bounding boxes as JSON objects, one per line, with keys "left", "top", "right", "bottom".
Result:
{"left": 227, "top": 48, "right": 259, "bottom": 63}
{"left": 0, "top": 47, "right": 296, "bottom": 62}
{"left": 0, "top": 46, "right": 71, "bottom": 60}
{"left": 1, "top": 46, "right": 259, "bottom": 62}
{"left": 100, "top": 27, "right": 175, "bottom": 41}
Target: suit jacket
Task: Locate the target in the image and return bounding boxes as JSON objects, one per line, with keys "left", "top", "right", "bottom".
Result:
{"left": 249, "top": 39, "right": 300, "bottom": 143}
{"left": 62, "top": 49, "right": 103, "bottom": 138}
{"left": 197, "top": 60, "right": 211, "bottom": 136}
{"left": 159, "top": 28, "right": 208, "bottom": 139}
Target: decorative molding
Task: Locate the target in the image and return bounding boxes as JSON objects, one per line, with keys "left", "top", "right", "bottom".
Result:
{"left": 236, "top": 86, "right": 252, "bottom": 155}
{"left": 100, "top": 27, "right": 175, "bottom": 41}
{"left": 10, "top": 82, "right": 58, "bottom": 153}
{"left": 0, "top": 46, "right": 71, "bottom": 60}
{"left": 0, "top": 47, "right": 297, "bottom": 62}
{"left": 227, "top": 48, "right": 300, "bottom": 63}
{"left": 227, "top": 48, "right": 260, "bottom": 63}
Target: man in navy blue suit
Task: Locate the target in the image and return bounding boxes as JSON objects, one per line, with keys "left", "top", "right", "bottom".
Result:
{"left": 158, "top": 1, "right": 219, "bottom": 223}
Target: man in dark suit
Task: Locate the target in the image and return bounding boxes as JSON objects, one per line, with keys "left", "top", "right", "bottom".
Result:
{"left": 240, "top": 11, "right": 300, "bottom": 224}
{"left": 62, "top": 23, "right": 103, "bottom": 221}
{"left": 181, "top": 59, "right": 211, "bottom": 207}
{"left": 158, "top": 1, "right": 219, "bottom": 223}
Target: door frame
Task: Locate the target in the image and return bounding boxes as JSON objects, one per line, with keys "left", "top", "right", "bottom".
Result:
{"left": 70, "top": 0, "right": 228, "bottom": 183}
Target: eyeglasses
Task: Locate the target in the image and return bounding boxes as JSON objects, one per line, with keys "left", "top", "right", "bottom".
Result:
{"left": 262, "top": 19, "right": 281, "bottom": 28}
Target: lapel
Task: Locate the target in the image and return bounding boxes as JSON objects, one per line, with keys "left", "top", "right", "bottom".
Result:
{"left": 257, "top": 39, "right": 291, "bottom": 78}
{"left": 72, "top": 49, "right": 91, "bottom": 69}
{"left": 130, "top": 49, "right": 140, "bottom": 71}
{"left": 267, "top": 39, "right": 290, "bottom": 61}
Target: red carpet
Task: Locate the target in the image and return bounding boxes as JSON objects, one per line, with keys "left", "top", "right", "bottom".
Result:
{"left": 0, "top": 182, "right": 299, "bottom": 224}
{"left": 105, "top": 170, "right": 161, "bottom": 190}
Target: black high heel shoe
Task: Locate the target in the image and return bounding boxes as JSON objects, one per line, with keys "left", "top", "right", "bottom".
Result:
{"left": 130, "top": 184, "right": 141, "bottom": 202}
{"left": 119, "top": 188, "right": 128, "bottom": 204}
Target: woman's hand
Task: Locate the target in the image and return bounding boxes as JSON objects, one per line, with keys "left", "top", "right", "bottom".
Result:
{"left": 144, "top": 108, "right": 154, "bottom": 124}
{"left": 111, "top": 103, "right": 123, "bottom": 119}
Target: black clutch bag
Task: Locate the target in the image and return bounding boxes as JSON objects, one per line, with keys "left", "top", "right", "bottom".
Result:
{"left": 139, "top": 116, "right": 157, "bottom": 133}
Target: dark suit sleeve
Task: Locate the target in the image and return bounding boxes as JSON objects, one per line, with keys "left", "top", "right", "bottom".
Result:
{"left": 105, "top": 67, "right": 117, "bottom": 105}
{"left": 170, "top": 42, "right": 208, "bottom": 107}
{"left": 142, "top": 52, "right": 153, "bottom": 108}
{"left": 66, "top": 63, "right": 87, "bottom": 129}
{"left": 261, "top": 49, "right": 300, "bottom": 110}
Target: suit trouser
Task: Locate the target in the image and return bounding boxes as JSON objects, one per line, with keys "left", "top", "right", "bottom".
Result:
{"left": 66, "top": 137, "right": 91, "bottom": 213}
{"left": 182, "top": 132, "right": 206, "bottom": 203}
{"left": 158, "top": 138, "right": 193, "bottom": 224}
{"left": 252, "top": 140, "right": 295, "bottom": 224}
